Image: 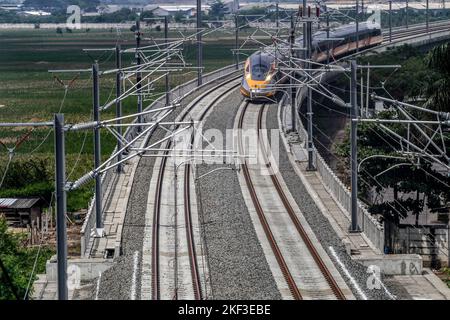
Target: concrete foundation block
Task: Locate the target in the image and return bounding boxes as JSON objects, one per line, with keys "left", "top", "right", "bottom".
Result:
{"left": 46, "top": 255, "right": 113, "bottom": 282}
{"left": 354, "top": 254, "right": 423, "bottom": 275}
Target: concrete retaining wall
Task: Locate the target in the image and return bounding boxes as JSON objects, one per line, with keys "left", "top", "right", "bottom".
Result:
{"left": 353, "top": 254, "right": 423, "bottom": 276}
{"left": 391, "top": 225, "right": 449, "bottom": 266}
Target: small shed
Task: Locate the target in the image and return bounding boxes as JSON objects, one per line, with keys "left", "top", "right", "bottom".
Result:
{"left": 0, "top": 198, "right": 43, "bottom": 228}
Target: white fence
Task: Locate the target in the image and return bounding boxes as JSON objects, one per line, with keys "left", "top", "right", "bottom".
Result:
{"left": 80, "top": 63, "right": 243, "bottom": 257}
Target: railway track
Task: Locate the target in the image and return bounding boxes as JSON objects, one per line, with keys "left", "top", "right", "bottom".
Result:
{"left": 151, "top": 75, "right": 241, "bottom": 300}
{"left": 383, "top": 19, "right": 450, "bottom": 38}
{"left": 385, "top": 22, "right": 450, "bottom": 42}
{"left": 237, "top": 100, "right": 349, "bottom": 300}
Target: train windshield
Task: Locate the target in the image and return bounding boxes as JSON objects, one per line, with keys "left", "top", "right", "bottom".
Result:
{"left": 251, "top": 64, "right": 270, "bottom": 80}
{"left": 252, "top": 64, "right": 269, "bottom": 74}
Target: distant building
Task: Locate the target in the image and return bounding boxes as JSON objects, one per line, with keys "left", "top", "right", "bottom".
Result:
{"left": 0, "top": 3, "right": 22, "bottom": 11}
{"left": 143, "top": 5, "right": 210, "bottom": 18}
{"left": 96, "top": 4, "right": 209, "bottom": 18}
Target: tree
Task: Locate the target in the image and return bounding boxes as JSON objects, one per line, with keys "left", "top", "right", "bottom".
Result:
{"left": 0, "top": 218, "right": 53, "bottom": 300}
{"left": 209, "top": 0, "right": 226, "bottom": 19}
{"left": 424, "top": 43, "right": 450, "bottom": 113}
{"left": 335, "top": 45, "right": 450, "bottom": 226}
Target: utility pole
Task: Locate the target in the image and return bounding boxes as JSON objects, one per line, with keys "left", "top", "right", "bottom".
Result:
{"left": 235, "top": 14, "right": 239, "bottom": 70}
{"left": 197, "top": 0, "right": 203, "bottom": 86}
{"left": 276, "top": 0, "right": 279, "bottom": 30}
{"left": 426, "top": 0, "right": 429, "bottom": 33}
{"left": 135, "top": 17, "right": 143, "bottom": 132}
{"left": 290, "top": 14, "right": 296, "bottom": 132}
{"left": 389, "top": 0, "right": 392, "bottom": 42}
{"left": 306, "top": 17, "right": 315, "bottom": 171}
{"left": 326, "top": 5, "right": 330, "bottom": 65}
{"left": 356, "top": 0, "right": 359, "bottom": 52}
{"left": 448, "top": 224, "right": 450, "bottom": 267}
{"left": 406, "top": 0, "right": 409, "bottom": 28}
{"left": 164, "top": 16, "right": 170, "bottom": 106}
{"left": 54, "top": 113, "right": 68, "bottom": 300}
{"left": 302, "top": 0, "right": 307, "bottom": 62}
{"left": 92, "top": 63, "right": 103, "bottom": 235}
{"left": 350, "top": 60, "right": 360, "bottom": 232}
{"left": 115, "top": 46, "right": 123, "bottom": 173}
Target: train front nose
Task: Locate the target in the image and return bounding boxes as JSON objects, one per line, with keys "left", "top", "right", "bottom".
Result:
{"left": 246, "top": 78, "right": 274, "bottom": 97}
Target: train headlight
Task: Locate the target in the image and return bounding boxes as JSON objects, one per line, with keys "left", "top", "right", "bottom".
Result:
{"left": 246, "top": 73, "right": 251, "bottom": 80}
{"left": 265, "top": 74, "right": 272, "bottom": 82}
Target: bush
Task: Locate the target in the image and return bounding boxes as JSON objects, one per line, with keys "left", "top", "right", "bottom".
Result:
{"left": 0, "top": 218, "right": 54, "bottom": 300}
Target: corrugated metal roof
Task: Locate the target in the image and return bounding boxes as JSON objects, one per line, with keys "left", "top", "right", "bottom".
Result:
{"left": 0, "top": 198, "right": 17, "bottom": 208}
{"left": 0, "top": 198, "right": 40, "bottom": 209}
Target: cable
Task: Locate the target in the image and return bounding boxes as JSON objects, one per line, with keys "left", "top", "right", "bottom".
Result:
{"left": 0, "top": 155, "right": 13, "bottom": 189}
{"left": 29, "top": 86, "right": 69, "bottom": 155}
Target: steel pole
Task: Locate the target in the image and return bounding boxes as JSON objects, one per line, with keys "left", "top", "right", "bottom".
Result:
{"left": 426, "top": 0, "right": 429, "bottom": 33}
{"left": 356, "top": 0, "right": 359, "bottom": 52}
{"left": 165, "top": 16, "right": 170, "bottom": 106}
{"left": 406, "top": 0, "right": 409, "bottom": 28}
{"left": 306, "top": 20, "right": 315, "bottom": 171}
{"left": 235, "top": 14, "right": 239, "bottom": 70}
{"left": 326, "top": 5, "right": 330, "bottom": 65}
{"left": 302, "top": 0, "right": 307, "bottom": 62}
{"left": 93, "top": 63, "right": 103, "bottom": 234}
{"left": 115, "top": 46, "right": 123, "bottom": 173}
{"left": 276, "top": 0, "right": 279, "bottom": 30}
{"left": 290, "top": 14, "right": 296, "bottom": 132}
{"left": 136, "top": 18, "right": 142, "bottom": 132}
{"left": 197, "top": 0, "right": 203, "bottom": 86}
{"left": 448, "top": 224, "right": 450, "bottom": 267}
{"left": 350, "top": 60, "right": 360, "bottom": 232}
{"left": 389, "top": 0, "right": 392, "bottom": 42}
{"left": 54, "top": 113, "right": 67, "bottom": 300}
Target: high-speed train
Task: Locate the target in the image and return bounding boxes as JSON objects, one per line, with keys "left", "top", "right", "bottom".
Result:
{"left": 240, "top": 22, "right": 382, "bottom": 99}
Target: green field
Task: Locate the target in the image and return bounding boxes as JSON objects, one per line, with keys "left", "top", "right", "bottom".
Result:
{"left": 0, "top": 28, "right": 256, "bottom": 212}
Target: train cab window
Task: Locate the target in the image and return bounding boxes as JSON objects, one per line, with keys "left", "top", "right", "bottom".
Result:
{"left": 251, "top": 64, "right": 270, "bottom": 80}
{"left": 252, "top": 64, "right": 269, "bottom": 74}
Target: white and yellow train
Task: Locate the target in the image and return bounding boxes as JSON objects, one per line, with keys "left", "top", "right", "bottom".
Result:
{"left": 240, "top": 22, "right": 383, "bottom": 100}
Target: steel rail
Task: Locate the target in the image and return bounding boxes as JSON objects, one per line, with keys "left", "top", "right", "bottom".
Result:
{"left": 183, "top": 80, "right": 242, "bottom": 300}
{"left": 237, "top": 101, "right": 302, "bottom": 300}
{"left": 256, "top": 104, "right": 346, "bottom": 300}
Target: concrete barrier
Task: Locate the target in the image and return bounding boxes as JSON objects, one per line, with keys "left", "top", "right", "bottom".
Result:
{"left": 353, "top": 254, "right": 423, "bottom": 276}
{"left": 45, "top": 255, "right": 113, "bottom": 282}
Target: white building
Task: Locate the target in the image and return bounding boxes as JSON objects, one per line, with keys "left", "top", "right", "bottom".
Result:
{"left": 144, "top": 5, "right": 210, "bottom": 18}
